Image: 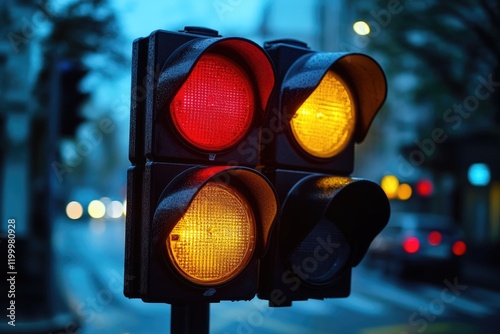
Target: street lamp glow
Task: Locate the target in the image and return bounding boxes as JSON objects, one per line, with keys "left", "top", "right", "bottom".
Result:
{"left": 88, "top": 200, "right": 106, "bottom": 219}
{"left": 353, "top": 21, "right": 370, "bottom": 36}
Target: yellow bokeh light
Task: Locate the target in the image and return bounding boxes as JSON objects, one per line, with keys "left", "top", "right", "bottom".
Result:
{"left": 353, "top": 21, "right": 371, "bottom": 36}
{"left": 381, "top": 175, "right": 400, "bottom": 199}
{"left": 66, "top": 201, "right": 83, "bottom": 220}
{"left": 167, "top": 182, "right": 256, "bottom": 286}
{"left": 398, "top": 183, "right": 412, "bottom": 200}
{"left": 88, "top": 200, "right": 106, "bottom": 219}
{"left": 290, "top": 71, "right": 355, "bottom": 158}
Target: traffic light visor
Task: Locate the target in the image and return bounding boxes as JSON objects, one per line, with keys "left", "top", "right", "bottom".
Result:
{"left": 281, "top": 52, "right": 386, "bottom": 148}
{"left": 170, "top": 53, "right": 255, "bottom": 151}
{"left": 167, "top": 181, "right": 256, "bottom": 285}
{"left": 280, "top": 176, "right": 390, "bottom": 273}
{"left": 290, "top": 71, "right": 355, "bottom": 158}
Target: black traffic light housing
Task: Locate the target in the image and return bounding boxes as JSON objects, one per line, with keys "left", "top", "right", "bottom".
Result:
{"left": 262, "top": 39, "right": 387, "bottom": 174}
{"left": 58, "top": 61, "right": 88, "bottom": 138}
{"left": 130, "top": 27, "right": 274, "bottom": 166}
{"left": 137, "top": 164, "right": 277, "bottom": 303}
{"left": 125, "top": 28, "right": 390, "bottom": 308}
{"left": 125, "top": 28, "right": 279, "bottom": 303}
{"left": 257, "top": 40, "right": 390, "bottom": 306}
{"left": 258, "top": 170, "right": 390, "bottom": 306}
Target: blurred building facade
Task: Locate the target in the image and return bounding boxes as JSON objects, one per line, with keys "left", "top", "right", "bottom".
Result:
{"left": 0, "top": 0, "right": 41, "bottom": 235}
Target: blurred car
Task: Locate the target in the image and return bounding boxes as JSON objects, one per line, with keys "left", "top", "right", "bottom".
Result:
{"left": 365, "top": 212, "right": 467, "bottom": 279}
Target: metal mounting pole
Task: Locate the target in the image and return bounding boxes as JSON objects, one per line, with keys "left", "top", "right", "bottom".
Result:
{"left": 171, "top": 303, "right": 210, "bottom": 334}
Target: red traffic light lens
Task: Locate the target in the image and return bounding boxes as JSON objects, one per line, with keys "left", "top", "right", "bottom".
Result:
{"left": 170, "top": 53, "right": 255, "bottom": 151}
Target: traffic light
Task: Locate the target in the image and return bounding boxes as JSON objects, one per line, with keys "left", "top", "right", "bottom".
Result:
{"left": 124, "top": 28, "right": 390, "bottom": 307}
{"left": 257, "top": 40, "right": 390, "bottom": 306}
{"left": 58, "top": 61, "right": 88, "bottom": 138}
{"left": 124, "top": 27, "right": 279, "bottom": 303}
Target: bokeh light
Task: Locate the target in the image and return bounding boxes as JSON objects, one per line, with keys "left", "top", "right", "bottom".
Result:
{"left": 88, "top": 200, "right": 106, "bottom": 219}
{"left": 353, "top": 21, "right": 370, "bottom": 35}
{"left": 397, "top": 183, "right": 412, "bottom": 201}
{"left": 66, "top": 201, "right": 83, "bottom": 220}
{"left": 381, "top": 175, "right": 399, "bottom": 199}
{"left": 107, "top": 200, "right": 124, "bottom": 219}
{"left": 468, "top": 163, "right": 490, "bottom": 186}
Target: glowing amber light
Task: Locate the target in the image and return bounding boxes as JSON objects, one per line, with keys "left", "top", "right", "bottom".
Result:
{"left": 290, "top": 71, "right": 355, "bottom": 158}
{"left": 166, "top": 182, "right": 256, "bottom": 285}
{"left": 397, "top": 183, "right": 412, "bottom": 200}
{"left": 381, "top": 175, "right": 400, "bottom": 199}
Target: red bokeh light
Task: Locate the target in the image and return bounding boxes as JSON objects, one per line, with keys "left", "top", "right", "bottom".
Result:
{"left": 427, "top": 231, "right": 442, "bottom": 246}
{"left": 416, "top": 179, "right": 433, "bottom": 197}
{"left": 403, "top": 237, "right": 420, "bottom": 253}
{"left": 452, "top": 241, "right": 466, "bottom": 256}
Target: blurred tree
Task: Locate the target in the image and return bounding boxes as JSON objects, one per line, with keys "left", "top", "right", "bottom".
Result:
{"left": 356, "top": 0, "right": 500, "bottom": 132}
{"left": 30, "top": 0, "right": 126, "bottom": 231}
{"left": 32, "top": 0, "right": 126, "bottom": 183}
{"left": 34, "top": 0, "right": 126, "bottom": 115}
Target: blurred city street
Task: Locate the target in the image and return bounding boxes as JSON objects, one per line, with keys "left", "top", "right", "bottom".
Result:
{"left": 2, "top": 1, "right": 500, "bottom": 333}
{"left": 54, "top": 217, "right": 500, "bottom": 334}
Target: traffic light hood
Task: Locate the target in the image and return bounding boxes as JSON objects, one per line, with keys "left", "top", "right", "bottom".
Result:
{"left": 156, "top": 37, "right": 276, "bottom": 116}
{"left": 152, "top": 166, "right": 279, "bottom": 257}
{"left": 280, "top": 175, "right": 390, "bottom": 269}
{"left": 281, "top": 52, "right": 387, "bottom": 143}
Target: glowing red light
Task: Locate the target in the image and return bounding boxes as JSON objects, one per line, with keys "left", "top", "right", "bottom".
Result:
{"left": 452, "top": 241, "right": 466, "bottom": 256}
{"left": 427, "top": 231, "right": 442, "bottom": 246}
{"left": 170, "top": 53, "right": 255, "bottom": 151}
{"left": 416, "top": 179, "right": 433, "bottom": 197}
{"left": 403, "top": 237, "right": 420, "bottom": 253}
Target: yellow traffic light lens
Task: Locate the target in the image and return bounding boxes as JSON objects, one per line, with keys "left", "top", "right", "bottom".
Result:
{"left": 166, "top": 182, "right": 256, "bottom": 286}
{"left": 290, "top": 71, "right": 355, "bottom": 158}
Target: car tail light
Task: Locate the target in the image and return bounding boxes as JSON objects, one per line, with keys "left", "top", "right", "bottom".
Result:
{"left": 427, "top": 231, "right": 442, "bottom": 246}
{"left": 452, "top": 240, "right": 466, "bottom": 256}
{"left": 403, "top": 237, "right": 420, "bottom": 253}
